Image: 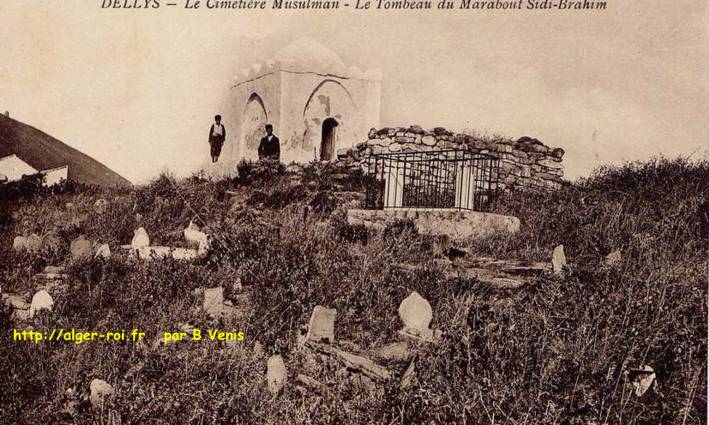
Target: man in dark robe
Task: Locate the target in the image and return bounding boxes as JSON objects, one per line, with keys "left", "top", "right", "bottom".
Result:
{"left": 208, "top": 115, "right": 226, "bottom": 163}
{"left": 258, "top": 124, "right": 280, "bottom": 161}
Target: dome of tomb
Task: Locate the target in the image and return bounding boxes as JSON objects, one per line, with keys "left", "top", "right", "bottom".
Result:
{"left": 274, "top": 36, "right": 348, "bottom": 75}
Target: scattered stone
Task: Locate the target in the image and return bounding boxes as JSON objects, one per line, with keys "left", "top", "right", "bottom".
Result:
{"left": 3, "top": 293, "right": 29, "bottom": 310}
{"left": 253, "top": 341, "right": 264, "bottom": 357}
{"left": 605, "top": 249, "right": 622, "bottom": 267}
{"left": 295, "top": 374, "right": 327, "bottom": 393}
{"left": 307, "top": 342, "right": 392, "bottom": 382}
{"left": 36, "top": 265, "right": 68, "bottom": 281}
{"left": 400, "top": 358, "right": 416, "bottom": 389}
{"left": 501, "top": 265, "right": 548, "bottom": 277}
{"left": 89, "top": 379, "right": 114, "bottom": 409}
{"left": 266, "top": 355, "right": 287, "bottom": 394}
{"left": 45, "top": 266, "right": 65, "bottom": 274}
{"left": 305, "top": 305, "right": 337, "bottom": 344}
{"left": 398, "top": 291, "right": 434, "bottom": 340}
{"left": 627, "top": 365, "right": 656, "bottom": 397}
{"left": 29, "top": 290, "right": 53, "bottom": 317}
{"left": 131, "top": 227, "right": 150, "bottom": 248}
{"left": 3, "top": 293, "right": 31, "bottom": 321}
{"left": 137, "top": 246, "right": 171, "bottom": 261}
{"left": 95, "top": 244, "right": 111, "bottom": 259}
{"left": 13, "top": 308, "right": 32, "bottom": 321}
{"left": 70, "top": 235, "right": 93, "bottom": 260}
{"left": 25, "top": 234, "right": 42, "bottom": 253}
{"left": 12, "top": 236, "right": 27, "bottom": 252}
{"left": 171, "top": 247, "right": 198, "bottom": 261}
{"left": 376, "top": 342, "right": 411, "bottom": 362}
{"left": 94, "top": 199, "right": 109, "bottom": 214}
{"left": 184, "top": 221, "right": 208, "bottom": 249}
{"left": 552, "top": 245, "right": 566, "bottom": 274}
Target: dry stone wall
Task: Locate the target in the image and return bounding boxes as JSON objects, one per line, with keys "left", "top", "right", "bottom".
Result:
{"left": 335, "top": 126, "right": 565, "bottom": 191}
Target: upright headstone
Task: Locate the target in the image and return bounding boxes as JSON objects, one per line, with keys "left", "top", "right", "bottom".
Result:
{"left": 552, "top": 245, "right": 566, "bottom": 274}
{"left": 398, "top": 291, "right": 434, "bottom": 340}
{"left": 70, "top": 236, "right": 92, "bottom": 260}
{"left": 12, "top": 236, "right": 27, "bottom": 252}
{"left": 89, "top": 379, "right": 114, "bottom": 408}
{"left": 95, "top": 244, "right": 111, "bottom": 259}
{"left": 29, "top": 290, "right": 54, "bottom": 318}
{"left": 203, "top": 287, "right": 225, "bottom": 318}
{"left": 267, "top": 355, "right": 287, "bottom": 394}
{"left": 131, "top": 227, "right": 150, "bottom": 248}
{"left": 184, "top": 221, "right": 208, "bottom": 249}
{"left": 305, "top": 306, "right": 337, "bottom": 343}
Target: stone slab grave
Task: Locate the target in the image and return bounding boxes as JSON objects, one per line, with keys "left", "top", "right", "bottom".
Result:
{"left": 397, "top": 255, "right": 551, "bottom": 289}
{"left": 347, "top": 208, "right": 520, "bottom": 241}
{"left": 120, "top": 226, "right": 208, "bottom": 261}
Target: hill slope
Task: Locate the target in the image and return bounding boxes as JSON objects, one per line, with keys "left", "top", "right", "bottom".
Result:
{"left": 0, "top": 114, "right": 130, "bottom": 187}
{"left": 0, "top": 158, "right": 706, "bottom": 424}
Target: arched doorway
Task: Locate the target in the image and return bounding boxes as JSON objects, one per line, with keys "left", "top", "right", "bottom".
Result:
{"left": 303, "top": 80, "right": 355, "bottom": 157}
{"left": 320, "top": 118, "right": 338, "bottom": 160}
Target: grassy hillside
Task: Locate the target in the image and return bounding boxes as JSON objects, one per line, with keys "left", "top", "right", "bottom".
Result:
{"left": 0, "top": 157, "right": 706, "bottom": 424}
{"left": 0, "top": 114, "right": 130, "bottom": 187}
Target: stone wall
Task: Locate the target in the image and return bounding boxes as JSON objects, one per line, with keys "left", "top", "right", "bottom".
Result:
{"left": 335, "top": 126, "right": 566, "bottom": 191}
{"left": 347, "top": 208, "right": 521, "bottom": 241}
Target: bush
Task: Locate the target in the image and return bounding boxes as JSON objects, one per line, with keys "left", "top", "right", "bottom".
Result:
{"left": 235, "top": 159, "right": 286, "bottom": 186}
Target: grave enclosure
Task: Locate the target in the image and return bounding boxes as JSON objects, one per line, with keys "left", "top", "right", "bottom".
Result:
{"left": 338, "top": 126, "right": 564, "bottom": 240}
{"left": 338, "top": 126, "right": 566, "bottom": 193}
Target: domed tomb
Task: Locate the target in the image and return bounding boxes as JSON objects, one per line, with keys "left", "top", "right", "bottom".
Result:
{"left": 221, "top": 37, "right": 382, "bottom": 163}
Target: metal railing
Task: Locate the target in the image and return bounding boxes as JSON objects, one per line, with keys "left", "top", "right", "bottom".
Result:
{"left": 363, "top": 149, "right": 500, "bottom": 212}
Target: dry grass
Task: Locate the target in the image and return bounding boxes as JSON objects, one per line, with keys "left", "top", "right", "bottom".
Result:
{"left": 0, "top": 157, "right": 706, "bottom": 424}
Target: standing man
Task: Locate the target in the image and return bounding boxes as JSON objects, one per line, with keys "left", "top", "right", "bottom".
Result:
{"left": 208, "top": 115, "right": 226, "bottom": 163}
{"left": 258, "top": 124, "right": 280, "bottom": 161}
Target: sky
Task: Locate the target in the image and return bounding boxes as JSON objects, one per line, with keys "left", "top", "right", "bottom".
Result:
{"left": 1, "top": 0, "right": 707, "bottom": 183}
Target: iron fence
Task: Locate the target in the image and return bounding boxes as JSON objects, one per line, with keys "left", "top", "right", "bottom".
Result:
{"left": 363, "top": 149, "right": 500, "bottom": 212}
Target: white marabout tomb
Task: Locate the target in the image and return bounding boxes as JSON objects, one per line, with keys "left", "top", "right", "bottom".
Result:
{"left": 219, "top": 37, "right": 382, "bottom": 165}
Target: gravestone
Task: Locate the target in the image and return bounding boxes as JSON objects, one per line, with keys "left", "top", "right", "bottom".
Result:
{"left": 305, "top": 306, "right": 337, "bottom": 343}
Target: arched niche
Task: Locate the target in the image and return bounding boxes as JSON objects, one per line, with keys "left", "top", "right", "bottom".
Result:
{"left": 241, "top": 93, "right": 268, "bottom": 160}
{"left": 302, "top": 80, "right": 356, "bottom": 159}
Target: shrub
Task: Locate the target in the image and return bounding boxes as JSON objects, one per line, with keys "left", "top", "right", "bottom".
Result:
{"left": 235, "top": 159, "right": 285, "bottom": 186}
